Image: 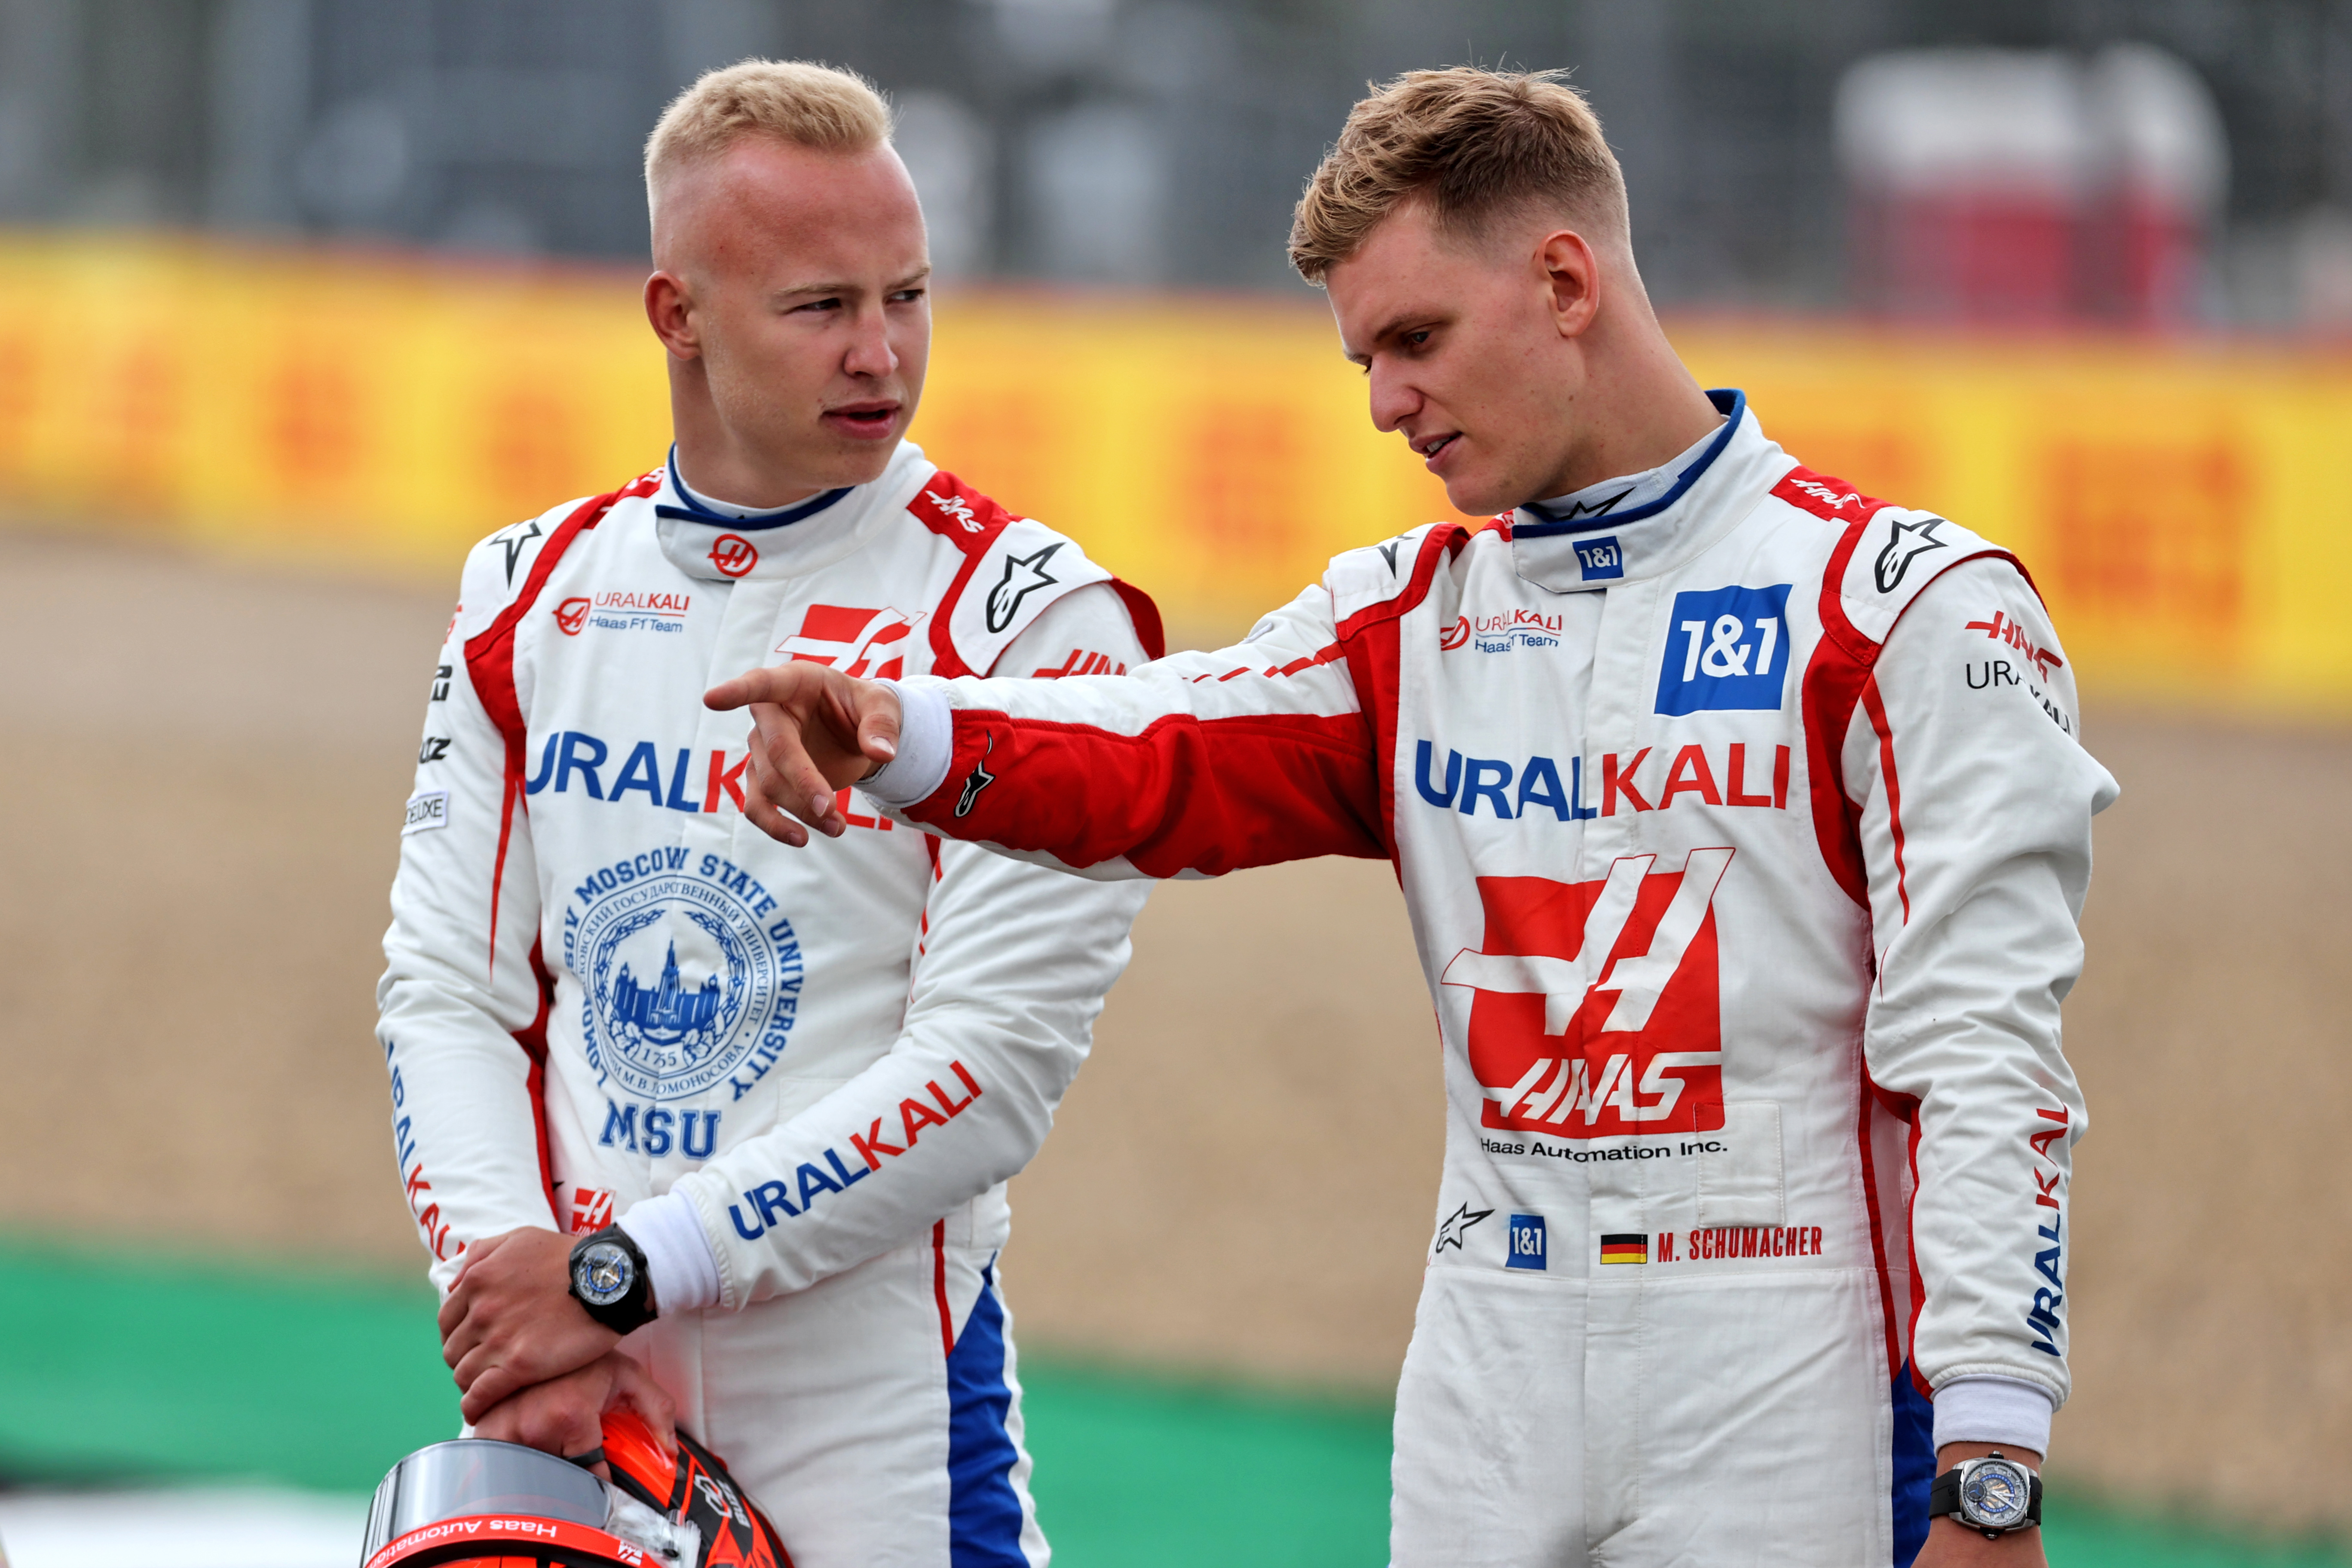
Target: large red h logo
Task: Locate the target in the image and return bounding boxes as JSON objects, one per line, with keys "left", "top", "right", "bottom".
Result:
{"left": 1442, "top": 851, "right": 1732, "bottom": 1138}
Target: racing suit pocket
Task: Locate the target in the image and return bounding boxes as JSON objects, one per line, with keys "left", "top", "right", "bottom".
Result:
{"left": 1696, "top": 1102, "right": 1784, "bottom": 1228}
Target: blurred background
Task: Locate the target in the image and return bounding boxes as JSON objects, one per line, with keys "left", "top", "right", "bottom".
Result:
{"left": 1, "top": 2, "right": 2349, "bottom": 1565}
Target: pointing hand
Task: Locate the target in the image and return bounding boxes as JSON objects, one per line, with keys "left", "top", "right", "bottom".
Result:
{"left": 704, "top": 663, "right": 905, "bottom": 846}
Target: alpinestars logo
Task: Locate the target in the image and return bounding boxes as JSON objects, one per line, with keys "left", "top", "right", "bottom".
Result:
{"left": 1433, "top": 1202, "right": 1493, "bottom": 1253}
{"left": 489, "top": 518, "right": 542, "bottom": 584}
{"left": 985, "top": 542, "right": 1064, "bottom": 633}
{"left": 1537, "top": 487, "right": 1633, "bottom": 522}
{"left": 776, "top": 604, "right": 923, "bottom": 680}
{"left": 1874, "top": 515, "right": 1948, "bottom": 593}
{"left": 955, "top": 735, "right": 997, "bottom": 818}
{"left": 1443, "top": 853, "right": 1733, "bottom": 1138}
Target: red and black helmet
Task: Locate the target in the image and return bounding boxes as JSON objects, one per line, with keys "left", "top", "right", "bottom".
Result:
{"left": 361, "top": 1408, "right": 790, "bottom": 1568}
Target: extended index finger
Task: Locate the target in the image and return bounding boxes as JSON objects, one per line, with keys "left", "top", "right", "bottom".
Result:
{"left": 704, "top": 664, "right": 808, "bottom": 712}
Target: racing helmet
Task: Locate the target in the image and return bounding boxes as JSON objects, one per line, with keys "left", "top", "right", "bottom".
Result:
{"left": 360, "top": 1407, "right": 790, "bottom": 1568}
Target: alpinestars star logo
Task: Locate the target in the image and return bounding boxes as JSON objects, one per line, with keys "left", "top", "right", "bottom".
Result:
{"left": 490, "top": 518, "right": 543, "bottom": 584}
{"left": 1537, "top": 487, "right": 1634, "bottom": 522}
{"left": 1444, "top": 853, "right": 1734, "bottom": 1139}
{"left": 1433, "top": 1202, "right": 1494, "bottom": 1253}
{"left": 985, "top": 542, "right": 1064, "bottom": 633}
{"left": 1874, "top": 515, "right": 1948, "bottom": 593}
{"left": 955, "top": 734, "right": 996, "bottom": 818}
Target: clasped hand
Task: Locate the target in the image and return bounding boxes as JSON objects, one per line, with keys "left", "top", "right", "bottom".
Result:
{"left": 437, "top": 1226, "right": 673, "bottom": 1462}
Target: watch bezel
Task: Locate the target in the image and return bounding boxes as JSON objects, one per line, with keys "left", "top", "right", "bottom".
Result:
{"left": 566, "top": 1225, "right": 655, "bottom": 1334}
{"left": 570, "top": 1238, "right": 635, "bottom": 1307}
{"left": 1954, "top": 1455, "right": 2034, "bottom": 1531}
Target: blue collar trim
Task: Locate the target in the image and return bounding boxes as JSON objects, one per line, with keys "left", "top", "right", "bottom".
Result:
{"left": 656, "top": 448, "right": 853, "bottom": 531}
{"left": 1514, "top": 389, "right": 1746, "bottom": 537}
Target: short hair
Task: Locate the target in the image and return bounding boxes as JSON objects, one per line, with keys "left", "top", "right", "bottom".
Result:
{"left": 1288, "top": 67, "right": 1629, "bottom": 284}
{"left": 645, "top": 59, "right": 892, "bottom": 201}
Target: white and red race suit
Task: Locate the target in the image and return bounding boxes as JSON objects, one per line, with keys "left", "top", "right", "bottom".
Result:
{"left": 861, "top": 393, "right": 2116, "bottom": 1567}
{"left": 377, "top": 439, "right": 1158, "bottom": 1568}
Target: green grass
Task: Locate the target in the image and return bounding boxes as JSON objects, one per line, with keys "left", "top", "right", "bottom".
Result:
{"left": 0, "top": 1235, "right": 456, "bottom": 1491}
{"left": 0, "top": 1234, "right": 2340, "bottom": 1566}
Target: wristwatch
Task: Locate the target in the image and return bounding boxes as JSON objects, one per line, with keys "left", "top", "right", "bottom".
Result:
{"left": 567, "top": 1224, "right": 658, "bottom": 1335}
{"left": 1929, "top": 1451, "right": 2042, "bottom": 1538}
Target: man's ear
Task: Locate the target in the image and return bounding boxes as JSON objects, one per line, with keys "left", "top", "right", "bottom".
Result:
{"left": 644, "top": 271, "right": 701, "bottom": 361}
{"left": 1538, "top": 230, "right": 1602, "bottom": 340}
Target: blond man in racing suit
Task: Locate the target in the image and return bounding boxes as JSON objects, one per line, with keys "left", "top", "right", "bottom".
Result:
{"left": 710, "top": 69, "right": 2115, "bottom": 1568}
{"left": 384, "top": 62, "right": 1155, "bottom": 1568}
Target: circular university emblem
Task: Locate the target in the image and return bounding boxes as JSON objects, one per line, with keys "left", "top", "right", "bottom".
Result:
{"left": 567, "top": 847, "right": 799, "bottom": 1101}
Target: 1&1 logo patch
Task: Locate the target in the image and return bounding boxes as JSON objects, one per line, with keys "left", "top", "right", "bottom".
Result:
{"left": 1574, "top": 536, "right": 1625, "bottom": 582}
{"left": 1507, "top": 1213, "right": 1548, "bottom": 1271}
{"left": 1656, "top": 584, "right": 1793, "bottom": 715}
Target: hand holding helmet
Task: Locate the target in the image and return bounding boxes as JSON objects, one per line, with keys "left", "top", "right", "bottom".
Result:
{"left": 361, "top": 1404, "right": 791, "bottom": 1568}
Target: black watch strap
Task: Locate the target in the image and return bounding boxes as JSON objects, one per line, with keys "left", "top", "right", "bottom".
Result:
{"left": 568, "top": 1224, "right": 657, "bottom": 1335}
{"left": 1929, "top": 1459, "right": 2043, "bottom": 1535}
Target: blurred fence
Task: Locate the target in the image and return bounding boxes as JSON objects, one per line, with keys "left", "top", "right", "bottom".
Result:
{"left": 3, "top": 231, "right": 2348, "bottom": 710}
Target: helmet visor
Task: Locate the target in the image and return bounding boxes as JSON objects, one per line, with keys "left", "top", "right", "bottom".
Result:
{"left": 363, "top": 1439, "right": 609, "bottom": 1556}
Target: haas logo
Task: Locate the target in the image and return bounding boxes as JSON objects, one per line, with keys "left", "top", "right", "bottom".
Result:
{"left": 708, "top": 534, "right": 759, "bottom": 577}
{"left": 1439, "top": 616, "right": 1471, "bottom": 651}
{"left": 931, "top": 491, "right": 982, "bottom": 533}
{"left": 776, "top": 604, "right": 923, "bottom": 680}
{"left": 554, "top": 596, "right": 590, "bottom": 635}
{"left": 1443, "top": 851, "right": 1732, "bottom": 1138}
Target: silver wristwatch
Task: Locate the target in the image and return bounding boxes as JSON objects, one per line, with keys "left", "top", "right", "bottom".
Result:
{"left": 1928, "top": 1450, "right": 2043, "bottom": 1537}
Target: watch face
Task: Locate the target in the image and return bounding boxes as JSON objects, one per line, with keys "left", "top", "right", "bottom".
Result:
{"left": 1960, "top": 1459, "right": 2031, "bottom": 1529}
{"left": 573, "top": 1240, "right": 634, "bottom": 1307}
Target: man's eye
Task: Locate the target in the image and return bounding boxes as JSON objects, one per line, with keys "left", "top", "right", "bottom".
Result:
{"left": 1406, "top": 329, "right": 1433, "bottom": 347}
{"left": 795, "top": 297, "right": 844, "bottom": 315}
{"left": 889, "top": 288, "right": 926, "bottom": 304}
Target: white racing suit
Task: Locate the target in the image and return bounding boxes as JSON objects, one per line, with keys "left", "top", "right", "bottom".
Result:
{"left": 863, "top": 394, "right": 2117, "bottom": 1566}
{"left": 377, "top": 440, "right": 1158, "bottom": 1568}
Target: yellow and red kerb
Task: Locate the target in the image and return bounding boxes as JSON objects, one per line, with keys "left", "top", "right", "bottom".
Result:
{"left": 1599, "top": 1233, "right": 1648, "bottom": 1265}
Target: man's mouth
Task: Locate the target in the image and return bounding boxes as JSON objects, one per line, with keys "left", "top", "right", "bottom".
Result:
{"left": 1413, "top": 432, "right": 1459, "bottom": 461}
{"left": 824, "top": 401, "right": 901, "bottom": 438}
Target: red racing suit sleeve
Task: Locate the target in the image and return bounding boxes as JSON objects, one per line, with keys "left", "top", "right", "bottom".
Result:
{"left": 1841, "top": 555, "right": 2117, "bottom": 1427}
{"left": 875, "top": 530, "right": 1456, "bottom": 878}
{"left": 376, "top": 508, "right": 581, "bottom": 1295}
{"left": 652, "top": 587, "right": 1159, "bottom": 1307}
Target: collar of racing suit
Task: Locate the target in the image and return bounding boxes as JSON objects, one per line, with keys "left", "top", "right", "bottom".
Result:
{"left": 652, "top": 440, "right": 937, "bottom": 583}
{"left": 1507, "top": 389, "right": 1786, "bottom": 594}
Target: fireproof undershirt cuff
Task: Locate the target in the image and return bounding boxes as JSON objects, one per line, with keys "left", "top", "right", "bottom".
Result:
{"left": 860, "top": 680, "right": 952, "bottom": 806}
{"left": 1931, "top": 1375, "right": 2055, "bottom": 1455}
{"left": 617, "top": 1191, "right": 721, "bottom": 1316}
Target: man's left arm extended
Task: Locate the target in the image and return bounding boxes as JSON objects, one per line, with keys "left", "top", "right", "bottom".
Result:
{"left": 622, "top": 587, "right": 1152, "bottom": 1308}
{"left": 1851, "top": 558, "right": 2120, "bottom": 1557}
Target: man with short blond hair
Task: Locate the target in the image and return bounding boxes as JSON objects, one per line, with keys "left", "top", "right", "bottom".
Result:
{"left": 382, "top": 58, "right": 1158, "bottom": 1567}
{"left": 716, "top": 67, "right": 2113, "bottom": 1567}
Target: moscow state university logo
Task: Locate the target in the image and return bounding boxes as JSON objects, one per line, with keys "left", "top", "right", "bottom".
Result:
{"left": 1442, "top": 851, "right": 1732, "bottom": 1137}
{"left": 564, "top": 846, "right": 802, "bottom": 1102}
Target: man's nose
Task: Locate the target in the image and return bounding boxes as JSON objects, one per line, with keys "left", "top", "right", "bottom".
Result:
{"left": 1366, "top": 361, "right": 1419, "bottom": 434}
{"left": 843, "top": 306, "right": 898, "bottom": 379}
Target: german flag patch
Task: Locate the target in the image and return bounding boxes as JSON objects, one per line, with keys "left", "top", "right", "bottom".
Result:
{"left": 1599, "top": 1233, "right": 1648, "bottom": 1265}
